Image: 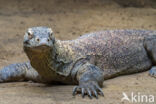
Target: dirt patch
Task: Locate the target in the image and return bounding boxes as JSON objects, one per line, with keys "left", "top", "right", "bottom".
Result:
{"left": 0, "top": 0, "right": 155, "bottom": 104}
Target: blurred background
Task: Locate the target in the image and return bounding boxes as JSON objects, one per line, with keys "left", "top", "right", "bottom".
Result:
{"left": 0, "top": 0, "right": 155, "bottom": 104}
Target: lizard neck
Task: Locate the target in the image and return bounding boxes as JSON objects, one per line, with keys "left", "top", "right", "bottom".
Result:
{"left": 23, "top": 40, "right": 73, "bottom": 82}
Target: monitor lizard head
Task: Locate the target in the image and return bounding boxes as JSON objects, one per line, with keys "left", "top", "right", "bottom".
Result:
{"left": 23, "top": 26, "right": 55, "bottom": 53}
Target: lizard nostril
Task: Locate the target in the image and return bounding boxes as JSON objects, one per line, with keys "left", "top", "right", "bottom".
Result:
{"left": 36, "top": 38, "right": 40, "bottom": 42}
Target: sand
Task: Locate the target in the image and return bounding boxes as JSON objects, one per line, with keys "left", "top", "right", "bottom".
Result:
{"left": 0, "top": 0, "right": 155, "bottom": 104}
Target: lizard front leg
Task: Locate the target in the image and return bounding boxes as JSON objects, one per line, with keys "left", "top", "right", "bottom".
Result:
{"left": 0, "top": 62, "right": 42, "bottom": 83}
{"left": 72, "top": 62, "right": 104, "bottom": 99}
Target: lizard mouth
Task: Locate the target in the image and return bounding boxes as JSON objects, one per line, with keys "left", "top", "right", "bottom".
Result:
{"left": 36, "top": 44, "right": 50, "bottom": 48}
{"left": 24, "top": 44, "right": 51, "bottom": 53}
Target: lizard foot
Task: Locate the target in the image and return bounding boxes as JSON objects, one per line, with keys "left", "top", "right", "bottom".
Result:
{"left": 149, "top": 67, "right": 156, "bottom": 78}
{"left": 72, "top": 81, "right": 104, "bottom": 99}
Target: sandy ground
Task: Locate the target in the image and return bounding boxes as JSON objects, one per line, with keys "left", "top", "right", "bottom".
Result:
{"left": 0, "top": 0, "right": 156, "bottom": 104}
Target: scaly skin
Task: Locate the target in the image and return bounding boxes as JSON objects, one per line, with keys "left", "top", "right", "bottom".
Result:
{"left": 0, "top": 27, "right": 156, "bottom": 99}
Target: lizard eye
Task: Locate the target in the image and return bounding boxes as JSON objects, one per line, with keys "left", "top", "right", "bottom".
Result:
{"left": 49, "top": 32, "right": 53, "bottom": 39}
{"left": 27, "top": 32, "right": 33, "bottom": 39}
{"left": 47, "top": 38, "right": 50, "bottom": 42}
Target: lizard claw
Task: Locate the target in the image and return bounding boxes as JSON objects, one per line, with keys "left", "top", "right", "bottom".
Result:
{"left": 72, "top": 86, "right": 78, "bottom": 96}
{"left": 87, "top": 88, "right": 92, "bottom": 99}
{"left": 81, "top": 88, "right": 85, "bottom": 98}
{"left": 72, "top": 81, "right": 104, "bottom": 99}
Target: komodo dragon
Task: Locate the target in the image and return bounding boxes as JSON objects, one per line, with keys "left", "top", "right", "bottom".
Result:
{"left": 0, "top": 27, "right": 156, "bottom": 99}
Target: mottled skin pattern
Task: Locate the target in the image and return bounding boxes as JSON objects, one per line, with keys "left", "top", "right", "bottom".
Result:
{"left": 0, "top": 27, "right": 156, "bottom": 99}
